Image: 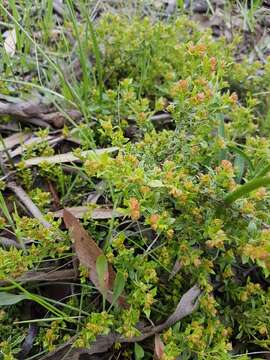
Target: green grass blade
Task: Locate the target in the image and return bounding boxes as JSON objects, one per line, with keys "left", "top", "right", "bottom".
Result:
{"left": 66, "top": 0, "right": 90, "bottom": 101}
{"left": 228, "top": 145, "right": 254, "bottom": 172}
{"left": 218, "top": 114, "right": 227, "bottom": 161}
{"left": 82, "top": 4, "right": 103, "bottom": 102}
{"left": 253, "top": 163, "right": 270, "bottom": 179}
{"left": 96, "top": 254, "right": 108, "bottom": 310}
{"left": 234, "top": 154, "right": 245, "bottom": 184}
{"left": 224, "top": 176, "right": 270, "bottom": 205}
{"left": 109, "top": 271, "right": 125, "bottom": 310}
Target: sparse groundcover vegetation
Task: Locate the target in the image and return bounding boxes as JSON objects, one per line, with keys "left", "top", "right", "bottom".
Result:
{"left": 0, "top": 1, "right": 270, "bottom": 359}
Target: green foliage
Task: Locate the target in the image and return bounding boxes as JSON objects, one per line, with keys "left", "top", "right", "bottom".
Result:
{"left": 111, "top": 271, "right": 126, "bottom": 308}
{"left": 1, "top": 9, "right": 270, "bottom": 360}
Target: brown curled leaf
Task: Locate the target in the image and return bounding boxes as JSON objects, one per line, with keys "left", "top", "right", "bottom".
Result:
{"left": 63, "top": 209, "right": 126, "bottom": 307}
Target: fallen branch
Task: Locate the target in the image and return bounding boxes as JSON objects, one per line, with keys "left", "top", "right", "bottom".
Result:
{"left": 54, "top": 206, "right": 121, "bottom": 219}
{"left": 0, "top": 269, "right": 76, "bottom": 286}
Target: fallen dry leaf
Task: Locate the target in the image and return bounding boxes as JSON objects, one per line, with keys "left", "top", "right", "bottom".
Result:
{"left": 23, "top": 147, "right": 118, "bottom": 167}
{"left": 154, "top": 334, "right": 165, "bottom": 359}
{"left": 54, "top": 206, "right": 121, "bottom": 219}
{"left": 63, "top": 209, "right": 126, "bottom": 306}
{"left": 7, "top": 182, "right": 51, "bottom": 229}
{"left": 3, "top": 28, "right": 17, "bottom": 56}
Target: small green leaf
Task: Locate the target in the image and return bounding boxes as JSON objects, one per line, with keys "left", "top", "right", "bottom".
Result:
{"left": 0, "top": 292, "right": 27, "bottom": 306}
{"left": 148, "top": 180, "right": 164, "bottom": 188}
{"left": 96, "top": 254, "right": 108, "bottom": 292}
{"left": 112, "top": 271, "right": 126, "bottom": 306}
{"left": 134, "top": 343, "right": 144, "bottom": 360}
{"left": 144, "top": 308, "right": 151, "bottom": 318}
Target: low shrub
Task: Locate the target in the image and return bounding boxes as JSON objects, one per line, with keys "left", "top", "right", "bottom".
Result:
{"left": 1, "top": 13, "right": 270, "bottom": 360}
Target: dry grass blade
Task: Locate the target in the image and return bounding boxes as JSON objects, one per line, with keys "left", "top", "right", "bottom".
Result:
{"left": 23, "top": 147, "right": 118, "bottom": 167}
{"left": 54, "top": 206, "right": 121, "bottom": 219}
{"left": 8, "top": 135, "right": 64, "bottom": 159}
{"left": 63, "top": 209, "right": 126, "bottom": 306}
{"left": 162, "top": 284, "right": 201, "bottom": 328}
{"left": 7, "top": 182, "right": 51, "bottom": 228}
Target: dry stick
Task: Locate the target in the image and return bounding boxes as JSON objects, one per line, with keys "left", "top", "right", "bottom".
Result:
{"left": 18, "top": 117, "right": 52, "bottom": 128}
{"left": 119, "top": 284, "right": 201, "bottom": 343}
{"left": 0, "top": 97, "right": 171, "bottom": 129}
{"left": 0, "top": 132, "right": 31, "bottom": 152}
{"left": 0, "top": 236, "right": 22, "bottom": 249}
{"left": 0, "top": 269, "right": 76, "bottom": 286}
{"left": 7, "top": 182, "right": 51, "bottom": 228}
{"left": 40, "top": 285, "right": 201, "bottom": 360}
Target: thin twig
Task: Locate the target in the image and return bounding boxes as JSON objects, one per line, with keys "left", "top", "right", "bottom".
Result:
{"left": 7, "top": 182, "right": 51, "bottom": 228}
{"left": 40, "top": 285, "right": 201, "bottom": 360}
